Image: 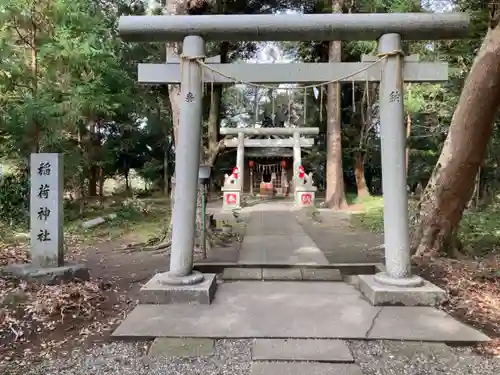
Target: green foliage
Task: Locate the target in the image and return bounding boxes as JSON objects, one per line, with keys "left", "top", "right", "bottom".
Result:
{"left": 0, "top": 169, "right": 30, "bottom": 227}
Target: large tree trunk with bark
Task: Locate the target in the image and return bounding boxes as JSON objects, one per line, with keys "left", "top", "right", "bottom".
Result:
{"left": 411, "top": 20, "right": 500, "bottom": 261}
{"left": 324, "top": 0, "right": 347, "bottom": 210}
{"left": 354, "top": 151, "right": 370, "bottom": 198}
{"left": 162, "top": 0, "right": 185, "bottom": 243}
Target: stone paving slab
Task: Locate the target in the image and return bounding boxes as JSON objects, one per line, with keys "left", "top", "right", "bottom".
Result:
{"left": 262, "top": 268, "right": 302, "bottom": 280}
{"left": 222, "top": 267, "right": 343, "bottom": 281}
{"left": 113, "top": 281, "right": 488, "bottom": 342}
{"left": 148, "top": 338, "right": 214, "bottom": 358}
{"left": 252, "top": 339, "right": 353, "bottom": 362}
{"left": 113, "top": 281, "right": 378, "bottom": 339}
{"left": 238, "top": 208, "right": 329, "bottom": 265}
{"left": 368, "top": 306, "right": 490, "bottom": 342}
{"left": 250, "top": 362, "right": 363, "bottom": 375}
{"left": 301, "top": 268, "right": 342, "bottom": 281}
{"left": 223, "top": 267, "right": 263, "bottom": 280}
{"left": 238, "top": 235, "right": 328, "bottom": 264}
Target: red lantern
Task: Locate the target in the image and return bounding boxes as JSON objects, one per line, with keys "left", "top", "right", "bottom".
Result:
{"left": 248, "top": 160, "right": 254, "bottom": 168}
{"left": 281, "top": 160, "right": 287, "bottom": 168}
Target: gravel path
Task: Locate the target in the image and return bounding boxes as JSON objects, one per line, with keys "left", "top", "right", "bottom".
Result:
{"left": 349, "top": 341, "right": 500, "bottom": 375}
{"left": 16, "top": 340, "right": 252, "bottom": 375}
{"left": 4, "top": 339, "right": 498, "bottom": 375}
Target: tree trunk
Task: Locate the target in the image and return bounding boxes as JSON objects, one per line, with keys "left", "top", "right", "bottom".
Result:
{"left": 124, "top": 168, "right": 130, "bottom": 192}
{"left": 324, "top": 0, "right": 347, "bottom": 210}
{"left": 89, "top": 165, "right": 98, "bottom": 196}
{"left": 204, "top": 42, "right": 228, "bottom": 168}
{"left": 30, "top": 22, "right": 40, "bottom": 153}
{"left": 354, "top": 151, "right": 370, "bottom": 198}
{"left": 411, "top": 21, "right": 500, "bottom": 261}
{"left": 98, "top": 167, "right": 104, "bottom": 206}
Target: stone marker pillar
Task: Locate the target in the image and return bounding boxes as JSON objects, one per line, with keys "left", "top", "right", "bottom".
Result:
{"left": 375, "top": 33, "right": 422, "bottom": 287}
{"left": 30, "top": 153, "right": 64, "bottom": 267}
{"left": 3, "top": 153, "right": 88, "bottom": 284}
{"left": 292, "top": 132, "right": 301, "bottom": 192}
{"left": 166, "top": 35, "right": 205, "bottom": 283}
{"left": 236, "top": 132, "right": 245, "bottom": 193}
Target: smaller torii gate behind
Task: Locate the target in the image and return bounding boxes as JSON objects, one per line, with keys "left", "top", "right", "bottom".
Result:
{"left": 118, "top": 12, "right": 470, "bottom": 306}
{"left": 220, "top": 127, "right": 319, "bottom": 195}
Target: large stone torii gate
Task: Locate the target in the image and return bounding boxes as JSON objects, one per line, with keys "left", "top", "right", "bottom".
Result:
{"left": 118, "top": 12, "right": 470, "bottom": 304}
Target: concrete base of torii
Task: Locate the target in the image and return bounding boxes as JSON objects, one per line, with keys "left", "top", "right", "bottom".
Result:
{"left": 139, "top": 271, "right": 217, "bottom": 305}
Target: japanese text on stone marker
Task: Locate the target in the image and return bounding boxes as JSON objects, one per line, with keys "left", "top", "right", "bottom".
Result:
{"left": 38, "top": 184, "right": 50, "bottom": 199}
{"left": 37, "top": 229, "right": 51, "bottom": 242}
{"left": 37, "top": 207, "right": 51, "bottom": 221}
{"left": 37, "top": 162, "right": 51, "bottom": 176}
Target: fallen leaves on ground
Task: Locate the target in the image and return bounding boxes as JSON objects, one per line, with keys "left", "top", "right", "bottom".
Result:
{"left": 0, "top": 243, "right": 29, "bottom": 266}
{"left": 0, "top": 278, "right": 110, "bottom": 365}
{"left": 418, "top": 256, "right": 500, "bottom": 356}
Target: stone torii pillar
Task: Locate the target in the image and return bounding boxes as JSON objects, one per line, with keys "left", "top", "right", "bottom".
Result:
{"left": 236, "top": 132, "right": 245, "bottom": 192}
{"left": 118, "top": 12, "right": 470, "bottom": 305}
{"left": 293, "top": 132, "right": 301, "bottom": 192}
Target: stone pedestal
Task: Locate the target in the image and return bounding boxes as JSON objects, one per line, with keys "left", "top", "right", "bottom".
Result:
{"left": 358, "top": 274, "right": 446, "bottom": 306}
{"left": 295, "top": 187, "right": 317, "bottom": 208}
{"left": 222, "top": 188, "right": 241, "bottom": 210}
{"left": 221, "top": 170, "right": 241, "bottom": 210}
{"left": 294, "top": 172, "right": 317, "bottom": 208}
{"left": 140, "top": 272, "right": 217, "bottom": 304}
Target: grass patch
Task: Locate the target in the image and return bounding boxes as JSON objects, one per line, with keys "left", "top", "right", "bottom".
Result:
{"left": 350, "top": 198, "right": 500, "bottom": 255}
{"left": 349, "top": 195, "right": 385, "bottom": 232}
{"left": 68, "top": 197, "right": 170, "bottom": 243}
{"left": 1, "top": 197, "right": 171, "bottom": 247}
{"left": 459, "top": 204, "right": 500, "bottom": 255}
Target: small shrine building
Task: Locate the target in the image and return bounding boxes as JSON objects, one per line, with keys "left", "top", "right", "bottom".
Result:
{"left": 221, "top": 127, "right": 318, "bottom": 197}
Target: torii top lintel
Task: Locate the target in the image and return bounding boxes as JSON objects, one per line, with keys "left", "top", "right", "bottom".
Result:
{"left": 118, "top": 13, "right": 470, "bottom": 43}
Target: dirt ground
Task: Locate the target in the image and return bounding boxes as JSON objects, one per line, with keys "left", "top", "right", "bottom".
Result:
{"left": 0, "top": 198, "right": 243, "bottom": 367}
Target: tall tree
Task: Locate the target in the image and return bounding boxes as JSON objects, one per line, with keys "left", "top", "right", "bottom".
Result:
{"left": 411, "top": 3, "right": 500, "bottom": 260}
{"left": 324, "top": 0, "right": 348, "bottom": 209}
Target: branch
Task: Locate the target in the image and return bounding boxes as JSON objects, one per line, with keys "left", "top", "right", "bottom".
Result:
{"left": 12, "top": 26, "right": 33, "bottom": 48}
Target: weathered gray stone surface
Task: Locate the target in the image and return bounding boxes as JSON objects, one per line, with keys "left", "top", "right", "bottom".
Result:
{"left": 238, "top": 204, "right": 328, "bottom": 265}
{"left": 2, "top": 262, "right": 89, "bottom": 285}
{"left": 262, "top": 268, "right": 302, "bottom": 280}
{"left": 252, "top": 339, "right": 353, "bottom": 362}
{"left": 250, "top": 362, "right": 363, "bottom": 375}
{"left": 223, "top": 267, "right": 262, "bottom": 280}
{"left": 30, "top": 153, "right": 64, "bottom": 268}
{"left": 358, "top": 274, "right": 446, "bottom": 306}
{"left": 222, "top": 267, "right": 342, "bottom": 281}
{"left": 368, "top": 306, "right": 490, "bottom": 342}
{"left": 139, "top": 273, "right": 217, "bottom": 304}
{"left": 113, "top": 281, "right": 378, "bottom": 339}
{"left": 301, "top": 268, "right": 342, "bottom": 281}
{"left": 81, "top": 217, "right": 106, "bottom": 229}
{"left": 148, "top": 338, "right": 214, "bottom": 358}
{"left": 113, "top": 280, "right": 488, "bottom": 342}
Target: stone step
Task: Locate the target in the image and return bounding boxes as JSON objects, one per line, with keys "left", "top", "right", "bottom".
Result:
{"left": 250, "top": 362, "right": 363, "bottom": 375}
{"left": 222, "top": 267, "right": 342, "bottom": 281}
{"left": 252, "top": 339, "right": 354, "bottom": 363}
